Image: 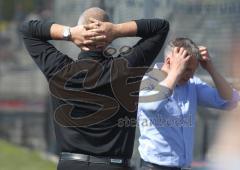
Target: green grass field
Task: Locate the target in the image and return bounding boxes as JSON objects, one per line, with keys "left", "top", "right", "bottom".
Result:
{"left": 0, "top": 139, "right": 209, "bottom": 170}
{"left": 0, "top": 140, "right": 56, "bottom": 170}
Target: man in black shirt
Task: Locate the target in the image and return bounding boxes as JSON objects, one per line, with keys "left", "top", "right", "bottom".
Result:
{"left": 20, "top": 7, "right": 169, "bottom": 170}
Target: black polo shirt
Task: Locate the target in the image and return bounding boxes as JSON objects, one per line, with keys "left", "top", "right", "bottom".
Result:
{"left": 20, "top": 19, "right": 169, "bottom": 158}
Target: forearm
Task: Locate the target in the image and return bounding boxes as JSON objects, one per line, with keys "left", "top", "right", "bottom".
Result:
{"left": 208, "top": 66, "right": 233, "bottom": 100}
{"left": 159, "top": 71, "right": 180, "bottom": 90}
{"left": 21, "top": 21, "right": 89, "bottom": 43}
{"left": 50, "top": 24, "right": 66, "bottom": 40}
{"left": 50, "top": 24, "right": 79, "bottom": 41}
{"left": 113, "top": 21, "right": 137, "bottom": 38}
{"left": 20, "top": 20, "right": 59, "bottom": 61}
{"left": 134, "top": 19, "right": 169, "bottom": 38}
{"left": 112, "top": 19, "right": 170, "bottom": 39}
{"left": 50, "top": 24, "right": 80, "bottom": 41}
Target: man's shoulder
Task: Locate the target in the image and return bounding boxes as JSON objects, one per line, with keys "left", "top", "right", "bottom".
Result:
{"left": 189, "top": 76, "right": 207, "bottom": 86}
{"left": 144, "top": 64, "right": 165, "bottom": 81}
{"left": 140, "top": 73, "right": 164, "bottom": 93}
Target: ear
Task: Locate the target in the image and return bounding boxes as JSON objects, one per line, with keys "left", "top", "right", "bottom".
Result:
{"left": 165, "top": 56, "right": 171, "bottom": 65}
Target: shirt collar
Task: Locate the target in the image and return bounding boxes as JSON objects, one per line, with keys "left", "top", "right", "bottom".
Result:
{"left": 153, "top": 62, "right": 164, "bottom": 69}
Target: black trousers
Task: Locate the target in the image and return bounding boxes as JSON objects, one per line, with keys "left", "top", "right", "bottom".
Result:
{"left": 57, "top": 160, "right": 134, "bottom": 170}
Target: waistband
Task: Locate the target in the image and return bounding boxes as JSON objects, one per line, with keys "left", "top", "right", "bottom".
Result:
{"left": 60, "top": 152, "right": 131, "bottom": 167}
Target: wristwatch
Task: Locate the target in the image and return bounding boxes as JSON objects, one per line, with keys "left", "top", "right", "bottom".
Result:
{"left": 63, "top": 26, "right": 71, "bottom": 41}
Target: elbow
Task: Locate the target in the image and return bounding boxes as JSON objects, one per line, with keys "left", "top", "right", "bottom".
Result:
{"left": 219, "top": 89, "right": 240, "bottom": 110}
{"left": 19, "top": 21, "right": 29, "bottom": 36}
{"left": 155, "top": 20, "right": 170, "bottom": 39}
{"left": 19, "top": 20, "right": 36, "bottom": 37}
{"left": 220, "top": 89, "right": 234, "bottom": 101}
{"left": 226, "top": 90, "right": 240, "bottom": 110}
{"left": 160, "top": 20, "right": 170, "bottom": 34}
{"left": 164, "top": 20, "right": 170, "bottom": 32}
{"left": 222, "top": 98, "right": 239, "bottom": 111}
{"left": 222, "top": 102, "right": 238, "bottom": 111}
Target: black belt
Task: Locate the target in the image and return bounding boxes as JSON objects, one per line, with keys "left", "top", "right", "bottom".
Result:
{"left": 140, "top": 159, "right": 191, "bottom": 170}
{"left": 60, "top": 152, "right": 130, "bottom": 167}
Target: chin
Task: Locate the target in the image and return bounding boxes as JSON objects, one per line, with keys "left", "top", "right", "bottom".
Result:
{"left": 178, "top": 80, "right": 189, "bottom": 85}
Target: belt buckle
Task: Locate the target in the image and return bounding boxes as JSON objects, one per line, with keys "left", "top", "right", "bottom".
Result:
{"left": 110, "top": 158, "right": 123, "bottom": 164}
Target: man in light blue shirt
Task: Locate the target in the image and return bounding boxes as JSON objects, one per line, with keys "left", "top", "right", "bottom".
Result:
{"left": 138, "top": 38, "right": 239, "bottom": 170}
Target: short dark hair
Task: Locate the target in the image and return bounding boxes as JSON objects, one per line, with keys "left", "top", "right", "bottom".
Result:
{"left": 165, "top": 37, "right": 200, "bottom": 59}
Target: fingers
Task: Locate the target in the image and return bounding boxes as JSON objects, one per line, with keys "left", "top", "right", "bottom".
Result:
{"left": 81, "top": 46, "right": 91, "bottom": 51}
{"left": 83, "top": 29, "right": 105, "bottom": 37}
{"left": 90, "top": 28, "right": 105, "bottom": 34}
{"left": 84, "top": 21, "right": 103, "bottom": 30}
{"left": 82, "top": 35, "right": 107, "bottom": 46}
{"left": 184, "top": 55, "right": 191, "bottom": 61}
{"left": 82, "top": 31, "right": 97, "bottom": 37}
{"left": 198, "top": 46, "right": 210, "bottom": 61}
{"left": 174, "top": 47, "right": 188, "bottom": 58}
{"left": 173, "top": 47, "right": 179, "bottom": 54}
{"left": 85, "top": 33, "right": 106, "bottom": 40}
{"left": 89, "top": 35, "right": 106, "bottom": 41}
{"left": 85, "top": 29, "right": 105, "bottom": 38}
{"left": 174, "top": 47, "right": 187, "bottom": 55}
{"left": 74, "top": 39, "right": 106, "bottom": 50}
{"left": 198, "top": 46, "right": 207, "bottom": 51}
{"left": 80, "top": 28, "right": 107, "bottom": 48}
{"left": 179, "top": 47, "right": 184, "bottom": 55}
{"left": 81, "top": 44, "right": 106, "bottom": 51}
{"left": 182, "top": 50, "right": 188, "bottom": 58}
{"left": 84, "top": 23, "right": 99, "bottom": 30}
{"left": 82, "top": 28, "right": 106, "bottom": 44}
{"left": 89, "top": 18, "right": 102, "bottom": 26}
{"left": 200, "top": 50, "right": 208, "bottom": 56}
{"left": 83, "top": 37, "right": 107, "bottom": 45}
{"left": 199, "top": 54, "right": 210, "bottom": 61}
{"left": 84, "top": 18, "right": 103, "bottom": 30}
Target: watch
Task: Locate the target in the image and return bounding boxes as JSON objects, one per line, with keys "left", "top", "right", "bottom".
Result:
{"left": 63, "top": 26, "right": 71, "bottom": 41}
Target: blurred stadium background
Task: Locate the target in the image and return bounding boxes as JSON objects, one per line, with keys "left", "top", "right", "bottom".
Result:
{"left": 0, "top": 0, "right": 240, "bottom": 170}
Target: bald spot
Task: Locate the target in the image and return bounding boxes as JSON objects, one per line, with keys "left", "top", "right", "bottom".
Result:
{"left": 78, "top": 7, "right": 109, "bottom": 25}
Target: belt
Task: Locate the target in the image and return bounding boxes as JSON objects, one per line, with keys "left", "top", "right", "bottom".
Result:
{"left": 60, "top": 152, "right": 130, "bottom": 167}
{"left": 140, "top": 159, "right": 191, "bottom": 170}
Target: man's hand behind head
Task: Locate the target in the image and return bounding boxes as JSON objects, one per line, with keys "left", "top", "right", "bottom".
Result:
{"left": 198, "top": 46, "right": 214, "bottom": 71}
{"left": 70, "top": 20, "right": 109, "bottom": 51}
{"left": 88, "top": 18, "right": 117, "bottom": 44}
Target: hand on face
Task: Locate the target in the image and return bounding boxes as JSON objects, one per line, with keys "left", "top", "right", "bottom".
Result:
{"left": 198, "top": 46, "right": 213, "bottom": 71}
{"left": 169, "top": 47, "right": 200, "bottom": 85}
{"left": 169, "top": 47, "right": 191, "bottom": 78}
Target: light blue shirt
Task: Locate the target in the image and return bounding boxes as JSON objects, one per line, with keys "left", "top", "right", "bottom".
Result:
{"left": 138, "top": 63, "right": 239, "bottom": 168}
